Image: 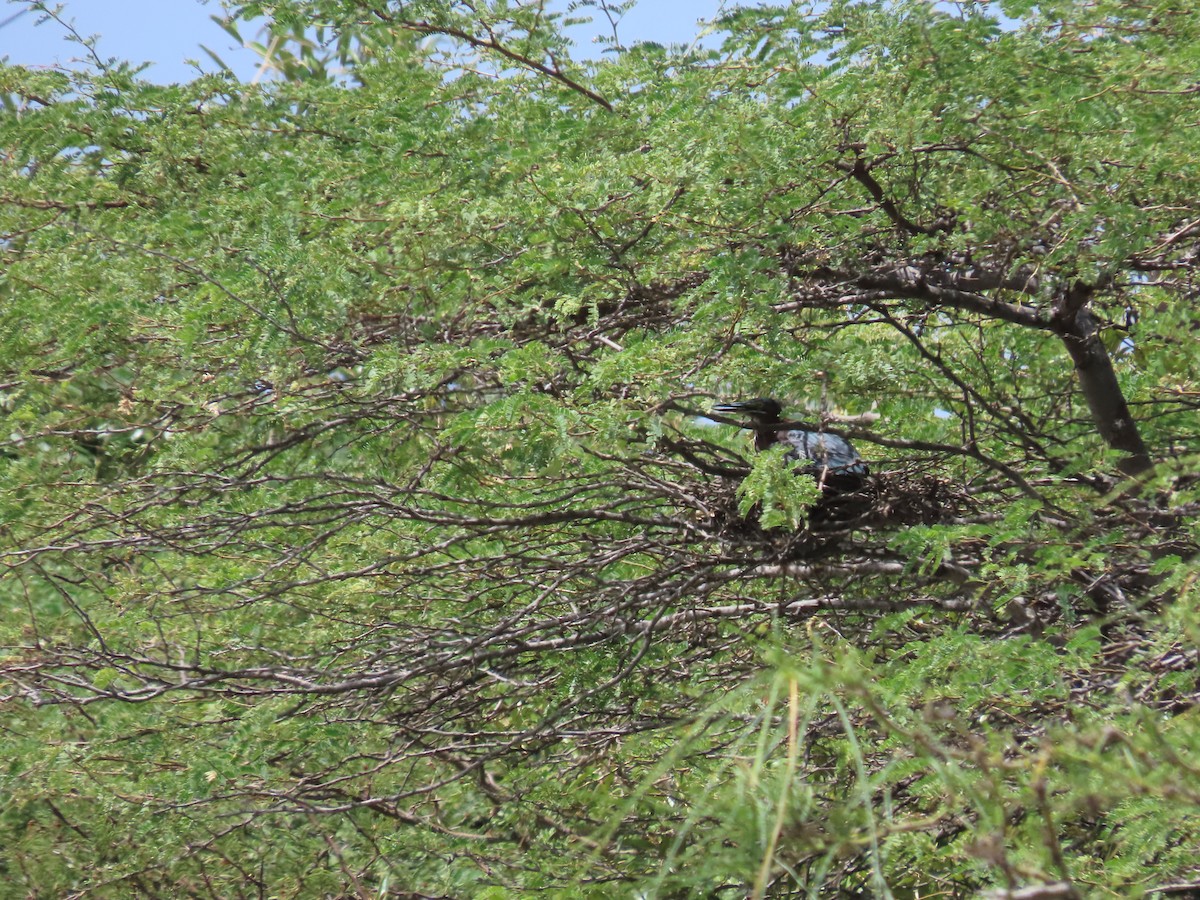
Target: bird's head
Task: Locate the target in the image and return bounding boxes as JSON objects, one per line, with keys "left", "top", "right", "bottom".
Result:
{"left": 711, "top": 397, "right": 783, "bottom": 426}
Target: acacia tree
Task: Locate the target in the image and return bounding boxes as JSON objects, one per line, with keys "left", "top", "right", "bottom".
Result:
{"left": 1, "top": 0, "right": 1198, "bottom": 895}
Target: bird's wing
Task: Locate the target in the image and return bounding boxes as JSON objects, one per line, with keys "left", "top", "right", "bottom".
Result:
{"left": 778, "top": 429, "right": 866, "bottom": 473}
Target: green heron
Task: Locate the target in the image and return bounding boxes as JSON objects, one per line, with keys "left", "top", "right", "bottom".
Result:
{"left": 712, "top": 397, "right": 868, "bottom": 490}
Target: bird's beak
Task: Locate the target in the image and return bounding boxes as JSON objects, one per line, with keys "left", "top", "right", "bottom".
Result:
{"left": 711, "top": 403, "right": 745, "bottom": 414}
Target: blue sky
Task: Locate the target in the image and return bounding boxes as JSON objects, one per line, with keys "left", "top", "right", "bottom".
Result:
{"left": 1, "top": 0, "right": 726, "bottom": 83}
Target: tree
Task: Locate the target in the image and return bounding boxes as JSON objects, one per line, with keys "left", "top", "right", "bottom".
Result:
{"left": 1, "top": 0, "right": 1198, "bottom": 895}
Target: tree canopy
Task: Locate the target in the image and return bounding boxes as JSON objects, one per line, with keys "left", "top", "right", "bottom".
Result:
{"left": 1, "top": 0, "right": 1198, "bottom": 895}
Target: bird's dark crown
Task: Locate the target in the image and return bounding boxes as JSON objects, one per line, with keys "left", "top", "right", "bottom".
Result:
{"left": 711, "top": 397, "right": 783, "bottom": 423}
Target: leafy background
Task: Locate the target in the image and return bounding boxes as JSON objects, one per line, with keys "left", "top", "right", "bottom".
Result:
{"left": 1, "top": 0, "right": 1198, "bottom": 896}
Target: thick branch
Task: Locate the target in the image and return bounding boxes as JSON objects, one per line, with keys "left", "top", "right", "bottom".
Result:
{"left": 856, "top": 266, "right": 1050, "bottom": 329}
{"left": 1, "top": 195, "right": 131, "bottom": 210}
{"left": 923, "top": 263, "right": 1041, "bottom": 297}
{"left": 789, "top": 264, "right": 1154, "bottom": 477}
{"left": 1053, "top": 295, "right": 1153, "bottom": 476}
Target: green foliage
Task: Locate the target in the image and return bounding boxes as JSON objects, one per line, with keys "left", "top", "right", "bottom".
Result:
{"left": 1, "top": 0, "right": 1198, "bottom": 896}
{"left": 736, "top": 447, "right": 822, "bottom": 530}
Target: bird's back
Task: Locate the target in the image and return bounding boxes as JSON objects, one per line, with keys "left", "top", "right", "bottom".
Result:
{"left": 778, "top": 429, "right": 868, "bottom": 476}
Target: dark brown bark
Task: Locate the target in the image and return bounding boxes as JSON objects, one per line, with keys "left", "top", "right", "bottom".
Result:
{"left": 865, "top": 267, "right": 1155, "bottom": 475}
{"left": 1057, "top": 305, "right": 1153, "bottom": 476}
{"left": 796, "top": 264, "right": 1155, "bottom": 477}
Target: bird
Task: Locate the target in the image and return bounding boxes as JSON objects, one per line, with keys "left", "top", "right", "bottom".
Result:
{"left": 711, "top": 397, "right": 868, "bottom": 490}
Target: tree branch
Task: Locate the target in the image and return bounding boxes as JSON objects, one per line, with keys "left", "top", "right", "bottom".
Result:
{"left": 378, "top": 13, "right": 614, "bottom": 112}
{"left": 855, "top": 266, "right": 1051, "bottom": 330}
{"left": 1052, "top": 285, "right": 1153, "bottom": 475}
{"left": 833, "top": 156, "right": 954, "bottom": 235}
